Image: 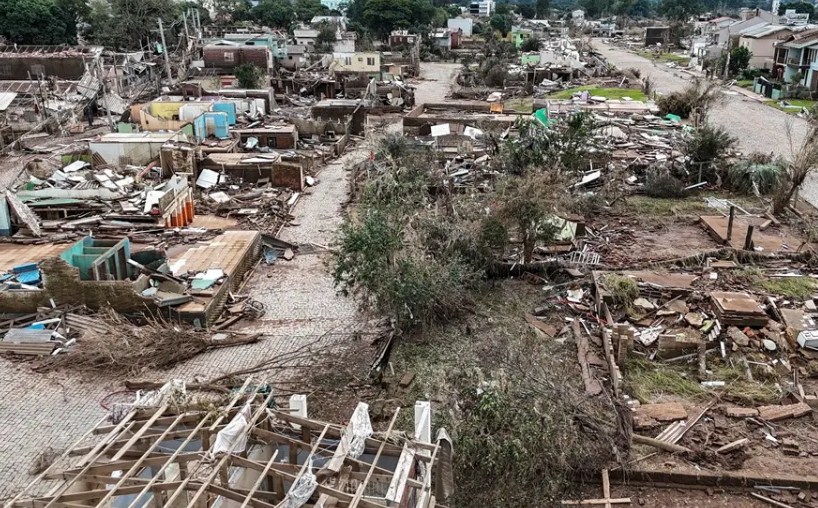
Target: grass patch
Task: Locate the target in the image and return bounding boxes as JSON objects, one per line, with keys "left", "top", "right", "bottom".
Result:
{"left": 735, "top": 79, "right": 754, "bottom": 89}
{"left": 765, "top": 99, "right": 816, "bottom": 115}
{"left": 637, "top": 51, "right": 691, "bottom": 66}
{"left": 550, "top": 85, "right": 648, "bottom": 102}
{"left": 602, "top": 274, "right": 638, "bottom": 307}
{"left": 734, "top": 266, "right": 816, "bottom": 299}
{"left": 618, "top": 196, "right": 713, "bottom": 218}
{"left": 624, "top": 357, "right": 705, "bottom": 403}
{"left": 713, "top": 364, "right": 781, "bottom": 405}
{"left": 759, "top": 277, "right": 816, "bottom": 299}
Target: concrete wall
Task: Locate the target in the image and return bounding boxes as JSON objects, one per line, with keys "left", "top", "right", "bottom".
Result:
{"left": 88, "top": 139, "right": 167, "bottom": 166}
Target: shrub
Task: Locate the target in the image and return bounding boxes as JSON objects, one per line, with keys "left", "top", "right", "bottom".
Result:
{"left": 727, "top": 159, "right": 785, "bottom": 196}
{"left": 644, "top": 174, "right": 688, "bottom": 198}
{"left": 520, "top": 37, "right": 541, "bottom": 52}
{"left": 234, "top": 63, "right": 264, "bottom": 89}
{"left": 683, "top": 123, "right": 736, "bottom": 182}
{"left": 656, "top": 78, "right": 722, "bottom": 119}
{"left": 453, "top": 337, "right": 625, "bottom": 506}
{"left": 603, "top": 274, "right": 638, "bottom": 307}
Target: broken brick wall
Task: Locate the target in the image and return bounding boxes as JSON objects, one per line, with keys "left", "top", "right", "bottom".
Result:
{"left": 40, "top": 258, "right": 155, "bottom": 313}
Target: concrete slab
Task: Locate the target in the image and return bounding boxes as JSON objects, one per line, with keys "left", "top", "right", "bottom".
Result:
{"left": 700, "top": 215, "right": 803, "bottom": 253}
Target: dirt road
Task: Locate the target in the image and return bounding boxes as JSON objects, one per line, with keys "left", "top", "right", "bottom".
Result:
{"left": 414, "top": 61, "right": 460, "bottom": 103}
{"left": 593, "top": 40, "right": 818, "bottom": 207}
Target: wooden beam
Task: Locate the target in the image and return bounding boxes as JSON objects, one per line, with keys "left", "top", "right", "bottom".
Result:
{"left": 19, "top": 482, "right": 185, "bottom": 505}
{"left": 47, "top": 453, "right": 206, "bottom": 480}
{"left": 92, "top": 409, "right": 187, "bottom": 508}
{"left": 174, "top": 387, "right": 276, "bottom": 508}
{"left": 123, "top": 378, "right": 255, "bottom": 508}
{"left": 5, "top": 415, "right": 109, "bottom": 507}
{"left": 238, "top": 450, "right": 280, "bottom": 508}
{"left": 348, "top": 408, "right": 400, "bottom": 508}
{"left": 274, "top": 424, "right": 331, "bottom": 507}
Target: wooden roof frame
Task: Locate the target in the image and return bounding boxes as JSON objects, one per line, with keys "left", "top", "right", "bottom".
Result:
{"left": 5, "top": 378, "right": 449, "bottom": 508}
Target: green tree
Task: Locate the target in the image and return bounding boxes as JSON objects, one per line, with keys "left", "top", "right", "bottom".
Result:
{"left": 445, "top": 4, "right": 460, "bottom": 17}
{"left": 659, "top": 0, "right": 703, "bottom": 21}
{"left": 235, "top": 63, "right": 264, "bottom": 88}
{"left": 520, "top": 37, "right": 541, "bottom": 52}
{"left": 83, "top": 0, "right": 181, "bottom": 50}
{"left": 252, "top": 0, "right": 296, "bottom": 29}
{"left": 489, "top": 13, "right": 512, "bottom": 36}
{"left": 581, "top": 0, "right": 607, "bottom": 17}
{"left": 314, "top": 21, "right": 337, "bottom": 51}
{"left": 535, "top": 0, "right": 549, "bottom": 17}
{"left": 347, "top": 0, "right": 436, "bottom": 39}
{"left": 778, "top": 1, "right": 814, "bottom": 17}
{"left": 494, "top": 1, "right": 511, "bottom": 14}
{"left": 516, "top": 2, "right": 535, "bottom": 18}
{"left": 728, "top": 45, "right": 752, "bottom": 75}
{"left": 296, "top": 0, "right": 329, "bottom": 23}
{"left": 213, "top": 0, "right": 252, "bottom": 22}
{"left": 181, "top": 1, "right": 212, "bottom": 25}
{"left": 0, "top": 0, "right": 78, "bottom": 44}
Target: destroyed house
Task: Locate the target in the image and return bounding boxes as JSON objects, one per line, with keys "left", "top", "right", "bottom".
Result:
{"left": 88, "top": 132, "right": 191, "bottom": 166}
{"left": 7, "top": 383, "right": 453, "bottom": 508}
{"left": 0, "top": 230, "right": 258, "bottom": 326}
{"left": 203, "top": 44, "right": 272, "bottom": 71}
{"left": 0, "top": 45, "right": 103, "bottom": 80}
{"left": 233, "top": 124, "right": 299, "bottom": 149}
{"left": 644, "top": 26, "right": 671, "bottom": 47}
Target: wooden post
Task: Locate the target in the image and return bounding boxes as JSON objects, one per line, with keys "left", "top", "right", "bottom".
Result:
{"left": 726, "top": 206, "right": 735, "bottom": 243}
{"left": 744, "top": 225, "right": 755, "bottom": 251}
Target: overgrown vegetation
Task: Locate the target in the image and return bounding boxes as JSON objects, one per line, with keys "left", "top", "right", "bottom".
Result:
{"left": 657, "top": 79, "right": 723, "bottom": 120}
{"left": 334, "top": 115, "right": 602, "bottom": 331}
{"left": 681, "top": 123, "right": 736, "bottom": 182}
{"left": 644, "top": 173, "right": 688, "bottom": 198}
{"left": 235, "top": 63, "right": 264, "bottom": 89}
{"left": 602, "top": 274, "right": 639, "bottom": 307}
{"left": 624, "top": 358, "right": 705, "bottom": 403}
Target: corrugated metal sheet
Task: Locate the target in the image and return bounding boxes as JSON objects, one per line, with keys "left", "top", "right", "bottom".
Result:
{"left": 0, "top": 92, "right": 16, "bottom": 111}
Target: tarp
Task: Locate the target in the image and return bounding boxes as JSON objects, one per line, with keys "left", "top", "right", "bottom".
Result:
{"left": 533, "top": 107, "right": 550, "bottom": 127}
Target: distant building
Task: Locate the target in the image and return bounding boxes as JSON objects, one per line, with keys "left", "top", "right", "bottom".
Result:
{"left": 644, "top": 26, "right": 671, "bottom": 47}
{"left": 320, "top": 0, "right": 344, "bottom": 11}
{"left": 293, "top": 28, "right": 320, "bottom": 48}
{"left": 469, "top": 0, "right": 493, "bottom": 17}
{"left": 781, "top": 9, "right": 810, "bottom": 26}
{"left": 203, "top": 44, "right": 272, "bottom": 72}
{"left": 390, "top": 30, "right": 419, "bottom": 47}
{"left": 431, "top": 28, "right": 462, "bottom": 50}
{"left": 311, "top": 15, "right": 346, "bottom": 30}
{"left": 738, "top": 24, "right": 794, "bottom": 69}
{"left": 329, "top": 52, "right": 381, "bottom": 76}
{"left": 774, "top": 29, "right": 818, "bottom": 88}
{"left": 447, "top": 17, "right": 473, "bottom": 37}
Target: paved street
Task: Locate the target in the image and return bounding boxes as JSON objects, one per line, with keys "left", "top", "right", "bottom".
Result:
{"left": 0, "top": 63, "right": 457, "bottom": 500}
{"left": 593, "top": 41, "right": 818, "bottom": 207}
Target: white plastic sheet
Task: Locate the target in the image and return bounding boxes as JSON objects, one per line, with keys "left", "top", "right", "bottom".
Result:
{"left": 210, "top": 404, "right": 251, "bottom": 455}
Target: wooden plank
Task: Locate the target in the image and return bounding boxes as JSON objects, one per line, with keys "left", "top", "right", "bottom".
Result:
{"left": 238, "top": 451, "right": 280, "bottom": 508}
{"left": 348, "top": 409, "right": 401, "bottom": 508}
{"left": 122, "top": 379, "right": 256, "bottom": 508}
{"left": 574, "top": 322, "right": 602, "bottom": 396}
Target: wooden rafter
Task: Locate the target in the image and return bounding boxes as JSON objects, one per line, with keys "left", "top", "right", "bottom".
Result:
{"left": 9, "top": 377, "right": 447, "bottom": 508}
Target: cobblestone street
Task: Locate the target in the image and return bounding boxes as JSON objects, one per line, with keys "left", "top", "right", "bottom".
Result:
{"left": 0, "top": 62, "right": 459, "bottom": 500}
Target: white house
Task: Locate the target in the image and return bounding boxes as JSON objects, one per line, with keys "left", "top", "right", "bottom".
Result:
{"left": 447, "top": 17, "right": 473, "bottom": 37}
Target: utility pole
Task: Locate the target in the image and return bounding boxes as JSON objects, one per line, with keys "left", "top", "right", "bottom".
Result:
{"left": 97, "top": 59, "right": 115, "bottom": 132}
{"left": 158, "top": 18, "right": 173, "bottom": 85}
{"left": 723, "top": 38, "right": 731, "bottom": 81}
{"left": 183, "top": 11, "right": 190, "bottom": 44}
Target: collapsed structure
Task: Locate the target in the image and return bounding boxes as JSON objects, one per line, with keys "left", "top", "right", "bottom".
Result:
{"left": 7, "top": 379, "right": 453, "bottom": 508}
